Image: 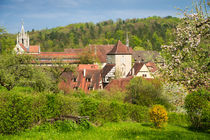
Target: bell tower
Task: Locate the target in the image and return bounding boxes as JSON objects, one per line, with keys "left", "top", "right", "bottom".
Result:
{"left": 17, "top": 20, "right": 30, "bottom": 49}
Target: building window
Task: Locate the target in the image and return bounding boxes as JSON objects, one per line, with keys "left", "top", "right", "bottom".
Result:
{"left": 72, "top": 78, "right": 77, "bottom": 82}
{"left": 86, "top": 78, "right": 91, "bottom": 82}
{"left": 143, "top": 74, "right": 147, "bottom": 77}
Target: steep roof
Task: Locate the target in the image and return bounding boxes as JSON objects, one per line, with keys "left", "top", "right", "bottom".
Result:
{"left": 101, "top": 64, "right": 115, "bottom": 77}
{"left": 88, "top": 45, "right": 114, "bottom": 63}
{"left": 127, "top": 62, "right": 144, "bottom": 76}
{"left": 146, "top": 62, "right": 158, "bottom": 73}
{"left": 29, "top": 45, "right": 39, "bottom": 53}
{"left": 107, "top": 40, "right": 132, "bottom": 55}
{"left": 59, "top": 69, "right": 102, "bottom": 93}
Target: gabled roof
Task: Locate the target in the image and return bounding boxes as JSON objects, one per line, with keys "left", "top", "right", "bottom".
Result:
{"left": 88, "top": 45, "right": 114, "bottom": 63}
{"left": 146, "top": 62, "right": 158, "bottom": 73}
{"left": 107, "top": 40, "right": 132, "bottom": 55}
{"left": 29, "top": 45, "right": 39, "bottom": 53}
{"left": 127, "top": 62, "right": 144, "bottom": 76}
{"left": 59, "top": 69, "right": 102, "bottom": 93}
{"left": 101, "top": 64, "right": 115, "bottom": 77}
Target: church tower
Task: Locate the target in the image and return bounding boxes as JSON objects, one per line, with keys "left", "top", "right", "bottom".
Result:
{"left": 106, "top": 40, "right": 132, "bottom": 78}
{"left": 17, "top": 20, "right": 30, "bottom": 49}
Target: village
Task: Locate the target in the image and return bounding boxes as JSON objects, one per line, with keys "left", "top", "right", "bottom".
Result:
{"left": 14, "top": 23, "right": 161, "bottom": 93}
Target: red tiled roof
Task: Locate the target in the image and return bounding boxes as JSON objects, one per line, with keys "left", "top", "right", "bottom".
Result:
{"left": 19, "top": 43, "right": 28, "bottom": 52}
{"left": 105, "top": 76, "right": 133, "bottom": 91}
{"left": 59, "top": 69, "right": 102, "bottom": 93}
{"left": 101, "top": 64, "right": 115, "bottom": 77}
{"left": 64, "top": 48, "right": 84, "bottom": 54}
{"left": 78, "top": 64, "right": 99, "bottom": 70}
{"left": 146, "top": 62, "right": 158, "bottom": 72}
{"left": 107, "top": 40, "right": 132, "bottom": 55}
{"left": 29, "top": 45, "right": 39, "bottom": 53}
{"left": 31, "top": 52, "right": 79, "bottom": 58}
{"left": 88, "top": 45, "right": 114, "bottom": 63}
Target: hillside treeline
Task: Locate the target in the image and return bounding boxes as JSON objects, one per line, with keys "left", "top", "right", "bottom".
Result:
{"left": 28, "top": 16, "right": 179, "bottom": 52}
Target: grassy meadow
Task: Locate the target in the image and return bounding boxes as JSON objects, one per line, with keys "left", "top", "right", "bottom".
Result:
{"left": 1, "top": 122, "right": 209, "bottom": 140}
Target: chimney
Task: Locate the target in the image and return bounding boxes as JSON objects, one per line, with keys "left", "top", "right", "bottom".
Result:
{"left": 83, "top": 69, "right": 86, "bottom": 77}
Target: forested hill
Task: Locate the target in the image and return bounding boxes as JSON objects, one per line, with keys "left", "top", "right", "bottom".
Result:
{"left": 28, "top": 16, "right": 180, "bottom": 52}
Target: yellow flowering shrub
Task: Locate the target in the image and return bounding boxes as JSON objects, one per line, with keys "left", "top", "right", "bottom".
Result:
{"left": 149, "top": 105, "right": 168, "bottom": 128}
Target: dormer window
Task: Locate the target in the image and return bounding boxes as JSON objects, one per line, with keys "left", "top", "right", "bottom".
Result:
{"left": 86, "top": 78, "right": 91, "bottom": 82}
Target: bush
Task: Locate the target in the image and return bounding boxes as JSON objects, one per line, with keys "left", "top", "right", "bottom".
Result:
{"left": 149, "top": 105, "right": 168, "bottom": 128}
{"left": 128, "top": 104, "right": 149, "bottom": 123}
{"left": 168, "top": 112, "right": 189, "bottom": 126}
{"left": 79, "top": 98, "right": 99, "bottom": 121}
{"left": 0, "top": 92, "right": 34, "bottom": 134}
{"left": 185, "top": 89, "right": 210, "bottom": 130}
{"left": 126, "top": 77, "right": 170, "bottom": 108}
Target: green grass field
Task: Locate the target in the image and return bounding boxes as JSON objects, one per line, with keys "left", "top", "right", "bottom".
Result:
{"left": 0, "top": 122, "right": 209, "bottom": 140}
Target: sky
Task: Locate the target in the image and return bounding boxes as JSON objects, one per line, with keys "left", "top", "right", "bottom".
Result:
{"left": 0, "top": 0, "right": 208, "bottom": 34}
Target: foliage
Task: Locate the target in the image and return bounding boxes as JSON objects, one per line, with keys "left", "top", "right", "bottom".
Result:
{"left": 126, "top": 77, "right": 171, "bottom": 108}
{"left": 21, "top": 16, "right": 179, "bottom": 52}
{"left": 79, "top": 98, "right": 99, "bottom": 121}
{"left": 184, "top": 89, "right": 210, "bottom": 130}
{"left": 161, "top": 0, "right": 209, "bottom": 91}
{"left": 0, "top": 54, "right": 52, "bottom": 92}
{"left": 149, "top": 105, "right": 168, "bottom": 128}
{"left": 0, "top": 92, "right": 34, "bottom": 134}
{"left": 79, "top": 50, "right": 95, "bottom": 64}
{"left": 168, "top": 112, "right": 189, "bottom": 126}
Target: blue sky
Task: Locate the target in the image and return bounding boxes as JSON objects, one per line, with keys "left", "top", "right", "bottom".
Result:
{"left": 0, "top": 0, "right": 207, "bottom": 33}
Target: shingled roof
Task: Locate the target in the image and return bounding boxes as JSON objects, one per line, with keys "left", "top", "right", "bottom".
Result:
{"left": 105, "top": 76, "right": 133, "bottom": 91}
{"left": 29, "top": 45, "right": 40, "bottom": 53}
{"left": 88, "top": 45, "right": 114, "bottom": 63}
{"left": 127, "top": 62, "right": 144, "bottom": 76}
{"left": 59, "top": 69, "right": 102, "bottom": 93}
{"left": 107, "top": 40, "right": 132, "bottom": 55}
{"left": 101, "top": 64, "right": 115, "bottom": 77}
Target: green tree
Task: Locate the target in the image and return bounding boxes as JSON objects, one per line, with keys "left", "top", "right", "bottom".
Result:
{"left": 126, "top": 77, "right": 170, "bottom": 108}
{"left": 0, "top": 54, "right": 52, "bottom": 91}
{"left": 0, "top": 27, "right": 15, "bottom": 54}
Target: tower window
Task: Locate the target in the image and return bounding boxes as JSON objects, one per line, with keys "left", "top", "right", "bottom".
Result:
{"left": 22, "top": 38, "right": 24, "bottom": 44}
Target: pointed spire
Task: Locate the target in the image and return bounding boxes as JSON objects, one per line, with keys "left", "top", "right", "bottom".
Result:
{"left": 21, "top": 19, "right": 25, "bottom": 34}
{"left": 126, "top": 32, "right": 129, "bottom": 47}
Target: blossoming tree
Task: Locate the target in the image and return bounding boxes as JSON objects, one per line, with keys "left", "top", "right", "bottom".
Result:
{"left": 161, "top": 0, "right": 209, "bottom": 91}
